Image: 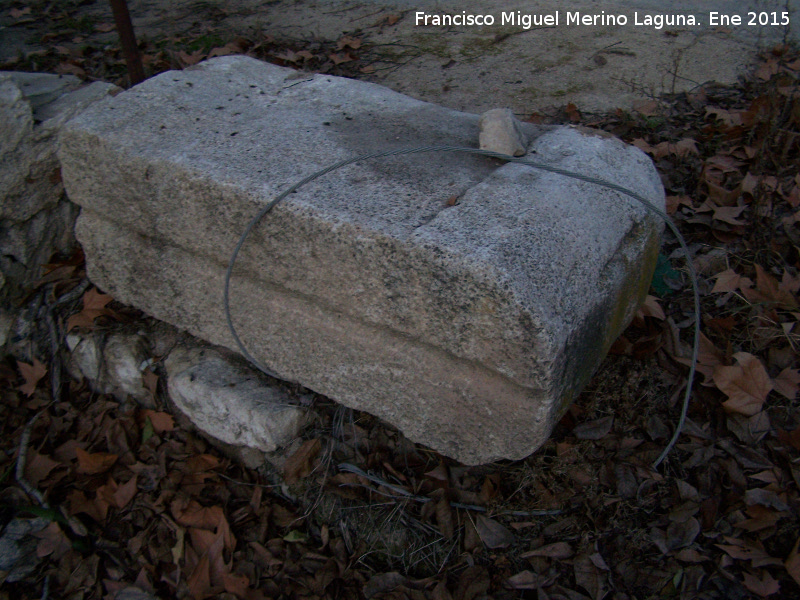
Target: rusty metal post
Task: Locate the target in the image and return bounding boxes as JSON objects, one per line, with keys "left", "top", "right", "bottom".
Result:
{"left": 109, "top": 0, "right": 145, "bottom": 85}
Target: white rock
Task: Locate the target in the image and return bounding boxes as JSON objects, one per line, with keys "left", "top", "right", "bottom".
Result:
{"left": 67, "top": 331, "right": 152, "bottom": 406}
{"left": 164, "top": 344, "right": 306, "bottom": 454}
{"left": 0, "top": 72, "right": 118, "bottom": 302}
{"left": 479, "top": 108, "right": 529, "bottom": 156}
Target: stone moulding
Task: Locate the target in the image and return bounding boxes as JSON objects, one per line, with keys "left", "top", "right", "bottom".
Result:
{"left": 58, "top": 56, "right": 664, "bottom": 464}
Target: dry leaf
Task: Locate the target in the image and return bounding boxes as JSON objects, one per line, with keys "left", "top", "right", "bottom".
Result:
{"left": 186, "top": 552, "right": 213, "bottom": 600}
{"left": 712, "top": 204, "right": 746, "bottom": 225}
{"left": 639, "top": 295, "right": 666, "bottom": 320}
{"left": 17, "top": 358, "right": 47, "bottom": 396}
{"left": 455, "top": 565, "right": 489, "bottom": 600}
{"left": 94, "top": 22, "right": 116, "bottom": 33}
{"left": 713, "top": 353, "right": 773, "bottom": 416}
{"left": 745, "top": 488, "right": 790, "bottom": 511}
{"left": 24, "top": 451, "right": 62, "bottom": 487}
{"left": 786, "top": 538, "right": 800, "bottom": 586}
{"left": 337, "top": 36, "right": 362, "bottom": 50}
{"left": 142, "top": 369, "right": 158, "bottom": 402}
{"left": 75, "top": 447, "right": 118, "bottom": 475}
{"left": 573, "top": 553, "right": 601, "bottom": 599}
{"left": 186, "top": 454, "right": 220, "bottom": 474}
{"left": 475, "top": 514, "right": 514, "bottom": 549}
{"left": 92, "top": 480, "right": 118, "bottom": 521}
{"left": 741, "top": 264, "right": 799, "bottom": 310}
{"left": 68, "top": 489, "right": 106, "bottom": 522}
{"left": 463, "top": 515, "right": 481, "bottom": 552}
{"left": 207, "top": 40, "right": 248, "bottom": 58}
{"left": 66, "top": 288, "right": 115, "bottom": 332}
{"left": 742, "top": 571, "right": 780, "bottom": 597}
{"left": 675, "top": 548, "right": 709, "bottom": 563}
{"left": 565, "top": 102, "right": 581, "bottom": 122}
{"left": 435, "top": 495, "right": 455, "bottom": 538}
{"left": 142, "top": 409, "right": 174, "bottom": 433}
{"left": 666, "top": 517, "right": 700, "bottom": 550}
{"left": 172, "top": 500, "right": 235, "bottom": 550}
{"left": 712, "top": 268, "right": 752, "bottom": 294}
{"left": 665, "top": 195, "right": 693, "bottom": 214}
{"left": 506, "top": 570, "right": 547, "bottom": 590}
{"left": 706, "top": 106, "right": 743, "bottom": 127}
{"left": 756, "top": 58, "right": 780, "bottom": 80}
{"left": 222, "top": 571, "right": 250, "bottom": 597}
{"left": 56, "top": 62, "right": 86, "bottom": 77}
{"left": 425, "top": 463, "right": 449, "bottom": 482}
{"left": 34, "top": 522, "right": 72, "bottom": 560}
{"left": 329, "top": 52, "right": 354, "bottom": 65}
{"left": 637, "top": 138, "right": 699, "bottom": 159}
{"left": 573, "top": 416, "right": 613, "bottom": 440}
{"left": 736, "top": 505, "right": 781, "bottom": 533}
{"left": 716, "top": 541, "right": 783, "bottom": 567}
{"left": 178, "top": 49, "right": 205, "bottom": 67}
{"left": 777, "top": 426, "right": 800, "bottom": 451}
{"left": 521, "top": 541, "right": 573, "bottom": 560}
{"left": 283, "top": 438, "right": 321, "bottom": 484}
{"left": 113, "top": 475, "right": 138, "bottom": 509}
{"left": 364, "top": 572, "right": 407, "bottom": 598}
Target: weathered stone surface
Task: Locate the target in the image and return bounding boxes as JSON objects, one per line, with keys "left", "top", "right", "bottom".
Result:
{"left": 66, "top": 330, "right": 153, "bottom": 407}
{"left": 59, "top": 56, "right": 664, "bottom": 464}
{"left": 479, "top": 108, "right": 528, "bottom": 156}
{"left": 164, "top": 344, "right": 306, "bottom": 454}
{"left": 0, "top": 72, "right": 119, "bottom": 303}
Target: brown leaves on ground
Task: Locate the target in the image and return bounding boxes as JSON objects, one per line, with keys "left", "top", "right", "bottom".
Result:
{"left": 473, "top": 515, "right": 514, "bottom": 549}
{"left": 66, "top": 287, "right": 118, "bottom": 332}
{"left": 16, "top": 357, "right": 47, "bottom": 396}
{"left": 714, "top": 352, "right": 773, "bottom": 415}
{"left": 283, "top": 438, "right": 321, "bottom": 484}
{"left": 632, "top": 137, "right": 699, "bottom": 159}
{"left": 75, "top": 447, "right": 118, "bottom": 474}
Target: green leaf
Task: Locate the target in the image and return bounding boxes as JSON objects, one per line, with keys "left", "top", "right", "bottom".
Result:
{"left": 142, "top": 416, "right": 155, "bottom": 444}
{"left": 651, "top": 254, "right": 680, "bottom": 297}
{"left": 283, "top": 530, "right": 308, "bottom": 543}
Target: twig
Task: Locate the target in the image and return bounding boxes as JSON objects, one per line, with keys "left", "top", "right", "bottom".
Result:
{"left": 46, "top": 279, "right": 90, "bottom": 404}
{"left": 337, "top": 463, "right": 563, "bottom": 515}
{"left": 16, "top": 412, "right": 49, "bottom": 508}
{"left": 52, "top": 278, "right": 90, "bottom": 308}
{"left": 46, "top": 308, "right": 61, "bottom": 403}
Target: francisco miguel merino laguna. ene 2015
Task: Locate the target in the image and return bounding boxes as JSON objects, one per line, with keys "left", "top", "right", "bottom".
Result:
{"left": 415, "top": 11, "right": 731, "bottom": 30}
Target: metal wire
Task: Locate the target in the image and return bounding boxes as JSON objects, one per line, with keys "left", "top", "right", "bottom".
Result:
{"left": 224, "top": 145, "right": 700, "bottom": 469}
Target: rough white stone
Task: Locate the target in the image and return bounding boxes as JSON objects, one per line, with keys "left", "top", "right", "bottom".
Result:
{"left": 67, "top": 331, "right": 152, "bottom": 406}
{"left": 479, "top": 108, "right": 529, "bottom": 156}
{"left": 0, "top": 72, "right": 118, "bottom": 302}
{"left": 164, "top": 344, "right": 306, "bottom": 453}
{"left": 59, "top": 56, "right": 664, "bottom": 464}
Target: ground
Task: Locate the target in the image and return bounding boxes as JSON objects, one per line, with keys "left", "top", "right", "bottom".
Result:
{"left": 1, "top": 2, "right": 800, "bottom": 600}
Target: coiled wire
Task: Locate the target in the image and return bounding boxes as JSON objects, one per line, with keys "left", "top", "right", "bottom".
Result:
{"left": 224, "top": 145, "right": 700, "bottom": 469}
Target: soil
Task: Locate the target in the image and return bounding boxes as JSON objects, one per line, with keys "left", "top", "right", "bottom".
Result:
{"left": 2, "top": 0, "right": 793, "bottom": 113}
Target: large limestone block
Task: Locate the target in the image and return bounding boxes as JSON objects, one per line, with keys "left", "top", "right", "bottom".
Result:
{"left": 59, "top": 56, "right": 664, "bottom": 464}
